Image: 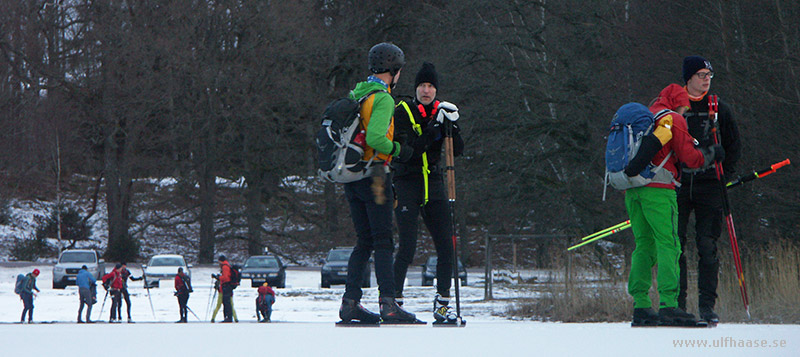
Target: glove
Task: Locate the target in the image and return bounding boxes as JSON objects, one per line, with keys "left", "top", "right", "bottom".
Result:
{"left": 441, "top": 121, "right": 460, "bottom": 138}
{"left": 711, "top": 144, "right": 725, "bottom": 162}
{"left": 700, "top": 144, "right": 725, "bottom": 166}
{"left": 397, "top": 144, "right": 414, "bottom": 162}
{"left": 435, "top": 101, "right": 459, "bottom": 123}
{"left": 421, "top": 120, "right": 441, "bottom": 146}
{"left": 652, "top": 114, "right": 673, "bottom": 146}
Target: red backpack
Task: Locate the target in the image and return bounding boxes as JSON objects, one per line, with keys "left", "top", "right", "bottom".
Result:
{"left": 229, "top": 264, "right": 241, "bottom": 289}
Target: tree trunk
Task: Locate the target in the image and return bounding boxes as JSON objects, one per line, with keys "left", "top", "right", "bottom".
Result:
{"left": 198, "top": 165, "right": 216, "bottom": 263}
{"left": 103, "top": 123, "right": 136, "bottom": 262}
{"left": 244, "top": 178, "right": 265, "bottom": 256}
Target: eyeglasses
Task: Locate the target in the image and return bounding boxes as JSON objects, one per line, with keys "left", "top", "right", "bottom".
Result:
{"left": 695, "top": 71, "right": 714, "bottom": 79}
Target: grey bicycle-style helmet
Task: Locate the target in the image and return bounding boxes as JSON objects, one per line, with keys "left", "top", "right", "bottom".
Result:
{"left": 368, "top": 42, "right": 405, "bottom": 76}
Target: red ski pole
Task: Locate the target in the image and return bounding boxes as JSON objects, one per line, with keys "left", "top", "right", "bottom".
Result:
{"left": 726, "top": 159, "right": 791, "bottom": 188}
{"left": 709, "top": 95, "right": 750, "bottom": 318}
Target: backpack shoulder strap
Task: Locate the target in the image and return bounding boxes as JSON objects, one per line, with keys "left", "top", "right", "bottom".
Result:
{"left": 653, "top": 109, "right": 673, "bottom": 122}
{"left": 358, "top": 89, "right": 388, "bottom": 104}
{"left": 397, "top": 101, "right": 421, "bottom": 136}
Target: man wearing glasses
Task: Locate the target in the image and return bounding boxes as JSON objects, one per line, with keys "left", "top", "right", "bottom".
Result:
{"left": 677, "top": 56, "right": 741, "bottom": 325}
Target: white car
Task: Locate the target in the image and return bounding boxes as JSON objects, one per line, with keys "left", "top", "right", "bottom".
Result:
{"left": 52, "top": 250, "right": 105, "bottom": 289}
{"left": 142, "top": 254, "right": 191, "bottom": 288}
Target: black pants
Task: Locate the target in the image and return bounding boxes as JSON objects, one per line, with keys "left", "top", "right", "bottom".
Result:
{"left": 121, "top": 288, "right": 132, "bottom": 319}
{"left": 343, "top": 173, "right": 396, "bottom": 301}
{"left": 20, "top": 292, "right": 34, "bottom": 322}
{"left": 177, "top": 293, "right": 189, "bottom": 322}
{"left": 393, "top": 174, "right": 453, "bottom": 298}
{"left": 109, "top": 290, "right": 122, "bottom": 320}
{"left": 221, "top": 285, "right": 234, "bottom": 322}
{"left": 677, "top": 178, "right": 723, "bottom": 311}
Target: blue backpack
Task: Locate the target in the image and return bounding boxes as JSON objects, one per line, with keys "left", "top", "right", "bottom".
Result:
{"left": 14, "top": 274, "right": 25, "bottom": 294}
{"left": 603, "top": 103, "right": 673, "bottom": 200}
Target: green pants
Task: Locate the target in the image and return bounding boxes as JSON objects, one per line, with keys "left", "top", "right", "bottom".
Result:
{"left": 625, "top": 186, "right": 681, "bottom": 309}
{"left": 211, "top": 290, "right": 237, "bottom": 322}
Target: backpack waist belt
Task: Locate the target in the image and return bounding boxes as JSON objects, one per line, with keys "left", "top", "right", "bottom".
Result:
{"left": 682, "top": 162, "right": 716, "bottom": 174}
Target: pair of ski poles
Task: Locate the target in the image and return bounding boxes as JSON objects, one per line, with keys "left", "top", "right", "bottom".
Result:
{"left": 569, "top": 158, "right": 790, "bottom": 251}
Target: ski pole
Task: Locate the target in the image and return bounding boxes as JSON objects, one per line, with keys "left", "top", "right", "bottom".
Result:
{"left": 726, "top": 159, "right": 791, "bottom": 188}
{"left": 141, "top": 266, "right": 157, "bottom": 320}
{"left": 96, "top": 289, "right": 109, "bottom": 321}
{"left": 444, "top": 120, "right": 463, "bottom": 326}
{"left": 710, "top": 95, "right": 750, "bottom": 319}
{"left": 205, "top": 279, "right": 215, "bottom": 320}
{"left": 580, "top": 220, "right": 631, "bottom": 241}
{"left": 568, "top": 224, "right": 631, "bottom": 251}
{"left": 186, "top": 305, "right": 201, "bottom": 322}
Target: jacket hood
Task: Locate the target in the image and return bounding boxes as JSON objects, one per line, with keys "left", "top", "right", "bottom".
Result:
{"left": 650, "top": 83, "right": 690, "bottom": 113}
{"left": 349, "top": 81, "right": 389, "bottom": 100}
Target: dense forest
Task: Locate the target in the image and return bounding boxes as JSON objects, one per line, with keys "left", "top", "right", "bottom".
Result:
{"left": 1, "top": 1, "right": 797, "bottom": 264}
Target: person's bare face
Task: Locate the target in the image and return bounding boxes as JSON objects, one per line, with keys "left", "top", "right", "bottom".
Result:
{"left": 686, "top": 69, "right": 713, "bottom": 96}
{"left": 416, "top": 83, "right": 437, "bottom": 105}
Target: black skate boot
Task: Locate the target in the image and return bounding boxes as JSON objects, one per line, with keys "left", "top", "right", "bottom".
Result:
{"left": 631, "top": 307, "right": 659, "bottom": 327}
{"left": 658, "top": 307, "right": 703, "bottom": 327}
{"left": 699, "top": 306, "right": 719, "bottom": 325}
{"left": 433, "top": 294, "right": 457, "bottom": 324}
{"left": 380, "top": 297, "right": 422, "bottom": 324}
{"left": 338, "top": 298, "right": 380, "bottom": 325}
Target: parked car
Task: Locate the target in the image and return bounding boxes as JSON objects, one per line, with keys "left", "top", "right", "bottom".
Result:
{"left": 320, "top": 247, "right": 370, "bottom": 288}
{"left": 52, "top": 249, "right": 105, "bottom": 289}
{"left": 242, "top": 254, "right": 286, "bottom": 288}
{"left": 142, "top": 254, "right": 191, "bottom": 288}
{"left": 421, "top": 256, "right": 467, "bottom": 286}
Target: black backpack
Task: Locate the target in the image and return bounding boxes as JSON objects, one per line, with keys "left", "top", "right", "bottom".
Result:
{"left": 316, "top": 90, "right": 385, "bottom": 183}
{"left": 180, "top": 274, "right": 193, "bottom": 293}
{"left": 229, "top": 264, "right": 241, "bottom": 289}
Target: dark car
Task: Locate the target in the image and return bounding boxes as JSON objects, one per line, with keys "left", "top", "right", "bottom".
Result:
{"left": 421, "top": 256, "right": 467, "bottom": 286}
{"left": 320, "top": 247, "right": 370, "bottom": 288}
{"left": 242, "top": 254, "right": 286, "bottom": 288}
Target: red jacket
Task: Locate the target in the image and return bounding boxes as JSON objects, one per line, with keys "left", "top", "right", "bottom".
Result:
{"left": 218, "top": 261, "right": 231, "bottom": 291}
{"left": 102, "top": 270, "right": 123, "bottom": 290}
{"left": 175, "top": 273, "right": 191, "bottom": 294}
{"left": 257, "top": 285, "right": 275, "bottom": 298}
{"left": 647, "top": 84, "right": 705, "bottom": 189}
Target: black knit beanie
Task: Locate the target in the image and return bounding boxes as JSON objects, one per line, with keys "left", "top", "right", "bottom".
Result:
{"left": 415, "top": 62, "right": 439, "bottom": 89}
{"left": 682, "top": 56, "right": 713, "bottom": 83}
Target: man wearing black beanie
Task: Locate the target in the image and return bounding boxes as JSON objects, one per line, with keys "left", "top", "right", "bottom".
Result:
{"left": 677, "top": 55, "right": 741, "bottom": 325}
{"left": 392, "top": 62, "right": 464, "bottom": 325}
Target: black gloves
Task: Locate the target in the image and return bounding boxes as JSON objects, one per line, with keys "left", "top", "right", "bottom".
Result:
{"left": 397, "top": 144, "right": 414, "bottom": 162}
{"left": 700, "top": 144, "right": 725, "bottom": 167}
{"left": 421, "top": 120, "right": 441, "bottom": 146}
{"left": 711, "top": 144, "right": 725, "bottom": 162}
